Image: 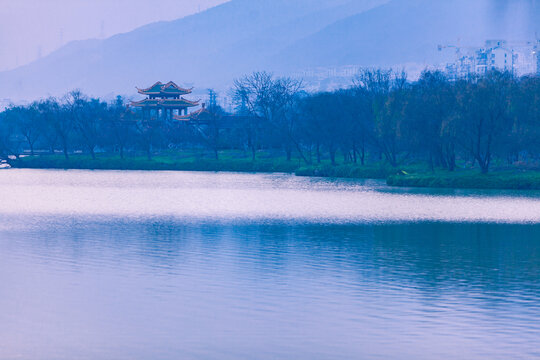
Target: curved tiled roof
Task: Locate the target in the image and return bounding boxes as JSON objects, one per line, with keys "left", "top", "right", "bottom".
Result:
{"left": 136, "top": 81, "right": 193, "bottom": 96}
{"left": 131, "top": 98, "right": 200, "bottom": 108}
{"left": 174, "top": 107, "right": 209, "bottom": 121}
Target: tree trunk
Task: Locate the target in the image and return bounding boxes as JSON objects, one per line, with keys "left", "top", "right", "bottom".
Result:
{"left": 62, "top": 139, "right": 69, "bottom": 160}
{"left": 213, "top": 128, "right": 220, "bottom": 160}
{"left": 480, "top": 155, "right": 490, "bottom": 174}
{"left": 293, "top": 141, "right": 310, "bottom": 165}
{"left": 147, "top": 143, "right": 152, "bottom": 161}
{"left": 383, "top": 148, "right": 397, "bottom": 167}
{"left": 329, "top": 147, "right": 336, "bottom": 166}
{"left": 446, "top": 143, "right": 456, "bottom": 172}
{"left": 345, "top": 151, "right": 352, "bottom": 164}
{"left": 286, "top": 147, "right": 292, "bottom": 162}
{"left": 480, "top": 164, "right": 489, "bottom": 174}
{"left": 437, "top": 148, "right": 448, "bottom": 169}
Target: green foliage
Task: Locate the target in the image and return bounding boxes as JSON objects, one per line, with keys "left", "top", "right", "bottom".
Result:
{"left": 9, "top": 153, "right": 299, "bottom": 174}
{"left": 2, "top": 70, "right": 539, "bottom": 186}
{"left": 387, "top": 171, "right": 540, "bottom": 190}
{"left": 295, "top": 164, "right": 393, "bottom": 179}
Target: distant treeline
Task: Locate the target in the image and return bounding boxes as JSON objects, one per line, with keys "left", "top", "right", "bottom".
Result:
{"left": 1, "top": 70, "right": 539, "bottom": 173}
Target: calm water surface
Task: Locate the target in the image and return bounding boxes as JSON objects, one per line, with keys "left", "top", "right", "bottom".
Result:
{"left": 0, "top": 169, "right": 539, "bottom": 360}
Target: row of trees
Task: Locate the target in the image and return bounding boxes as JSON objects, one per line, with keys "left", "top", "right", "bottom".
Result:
{"left": 234, "top": 70, "right": 539, "bottom": 173}
{"left": 0, "top": 91, "right": 179, "bottom": 161}
{"left": 0, "top": 70, "right": 538, "bottom": 173}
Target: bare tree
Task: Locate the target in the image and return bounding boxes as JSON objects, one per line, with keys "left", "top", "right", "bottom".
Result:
{"left": 234, "top": 72, "right": 307, "bottom": 163}
{"left": 300, "top": 92, "right": 349, "bottom": 165}
{"left": 0, "top": 110, "right": 19, "bottom": 159}
{"left": 39, "top": 97, "right": 72, "bottom": 159}
{"left": 135, "top": 112, "right": 163, "bottom": 161}
{"left": 106, "top": 96, "right": 134, "bottom": 160}
{"left": 353, "top": 69, "right": 409, "bottom": 167}
{"left": 408, "top": 71, "right": 458, "bottom": 171}
{"left": 457, "top": 71, "right": 515, "bottom": 174}
{"left": 65, "top": 90, "right": 105, "bottom": 160}
{"left": 5, "top": 103, "right": 43, "bottom": 156}
{"left": 233, "top": 72, "right": 273, "bottom": 161}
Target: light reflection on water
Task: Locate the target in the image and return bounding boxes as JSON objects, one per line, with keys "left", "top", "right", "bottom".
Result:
{"left": 0, "top": 169, "right": 538, "bottom": 224}
{"left": 0, "top": 170, "right": 539, "bottom": 360}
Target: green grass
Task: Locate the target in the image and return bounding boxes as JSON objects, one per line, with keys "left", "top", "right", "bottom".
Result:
{"left": 295, "top": 163, "right": 396, "bottom": 179}
{"left": 9, "top": 152, "right": 300, "bottom": 174}
{"left": 387, "top": 170, "right": 540, "bottom": 190}
{"left": 8, "top": 152, "right": 540, "bottom": 191}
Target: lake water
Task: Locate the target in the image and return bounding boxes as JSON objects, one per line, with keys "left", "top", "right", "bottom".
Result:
{"left": 0, "top": 169, "right": 539, "bottom": 360}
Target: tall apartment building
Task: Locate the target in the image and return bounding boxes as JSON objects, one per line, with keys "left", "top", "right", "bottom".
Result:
{"left": 444, "top": 40, "right": 537, "bottom": 79}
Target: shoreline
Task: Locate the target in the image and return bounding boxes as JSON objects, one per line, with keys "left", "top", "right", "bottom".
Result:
{"left": 7, "top": 155, "right": 540, "bottom": 191}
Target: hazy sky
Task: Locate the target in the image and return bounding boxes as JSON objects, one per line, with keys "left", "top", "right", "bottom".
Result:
{"left": 0, "top": 0, "right": 228, "bottom": 71}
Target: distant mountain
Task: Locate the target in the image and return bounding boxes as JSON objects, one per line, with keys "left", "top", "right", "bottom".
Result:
{"left": 0, "top": 0, "right": 538, "bottom": 102}
{"left": 0, "top": 0, "right": 386, "bottom": 101}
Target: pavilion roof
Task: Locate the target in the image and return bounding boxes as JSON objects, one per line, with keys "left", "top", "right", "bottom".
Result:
{"left": 131, "top": 98, "right": 200, "bottom": 108}
{"left": 174, "top": 107, "right": 211, "bottom": 121}
{"left": 136, "top": 81, "right": 193, "bottom": 96}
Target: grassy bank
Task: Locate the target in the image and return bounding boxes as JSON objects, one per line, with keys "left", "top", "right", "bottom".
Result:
{"left": 295, "top": 163, "right": 397, "bottom": 179}
{"left": 387, "top": 170, "right": 540, "bottom": 190}
{"left": 8, "top": 153, "right": 300, "bottom": 174}
{"left": 7, "top": 154, "right": 412, "bottom": 180}
{"left": 8, "top": 153, "right": 540, "bottom": 191}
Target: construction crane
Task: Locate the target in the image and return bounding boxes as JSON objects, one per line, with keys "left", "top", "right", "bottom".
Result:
{"left": 437, "top": 43, "right": 478, "bottom": 60}
{"left": 440, "top": 38, "right": 537, "bottom": 49}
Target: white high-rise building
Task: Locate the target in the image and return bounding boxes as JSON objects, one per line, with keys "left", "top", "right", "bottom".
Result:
{"left": 444, "top": 40, "right": 538, "bottom": 78}
{"left": 485, "top": 40, "right": 515, "bottom": 72}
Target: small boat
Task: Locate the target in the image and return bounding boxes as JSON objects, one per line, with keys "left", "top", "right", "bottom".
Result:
{"left": 0, "top": 160, "right": 11, "bottom": 169}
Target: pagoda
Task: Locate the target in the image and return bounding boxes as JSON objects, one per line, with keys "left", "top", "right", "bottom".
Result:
{"left": 131, "top": 81, "right": 200, "bottom": 120}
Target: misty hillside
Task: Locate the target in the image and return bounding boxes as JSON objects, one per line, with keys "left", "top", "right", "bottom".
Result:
{"left": 0, "top": 0, "right": 385, "bottom": 101}
{"left": 274, "top": 0, "right": 540, "bottom": 70}
{"left": 0, "top": 0, "right": 538, "bottom": 101}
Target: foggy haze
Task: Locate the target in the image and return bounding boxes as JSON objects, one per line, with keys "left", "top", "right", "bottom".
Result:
{"left": 485, "top": 0, "right": 539, "bottom": 40}
{"left": 0, "top": 0, "right": 228, "bottom": 71}
{"left": 0, "top": 0, "right": 538, "bottom": 101}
